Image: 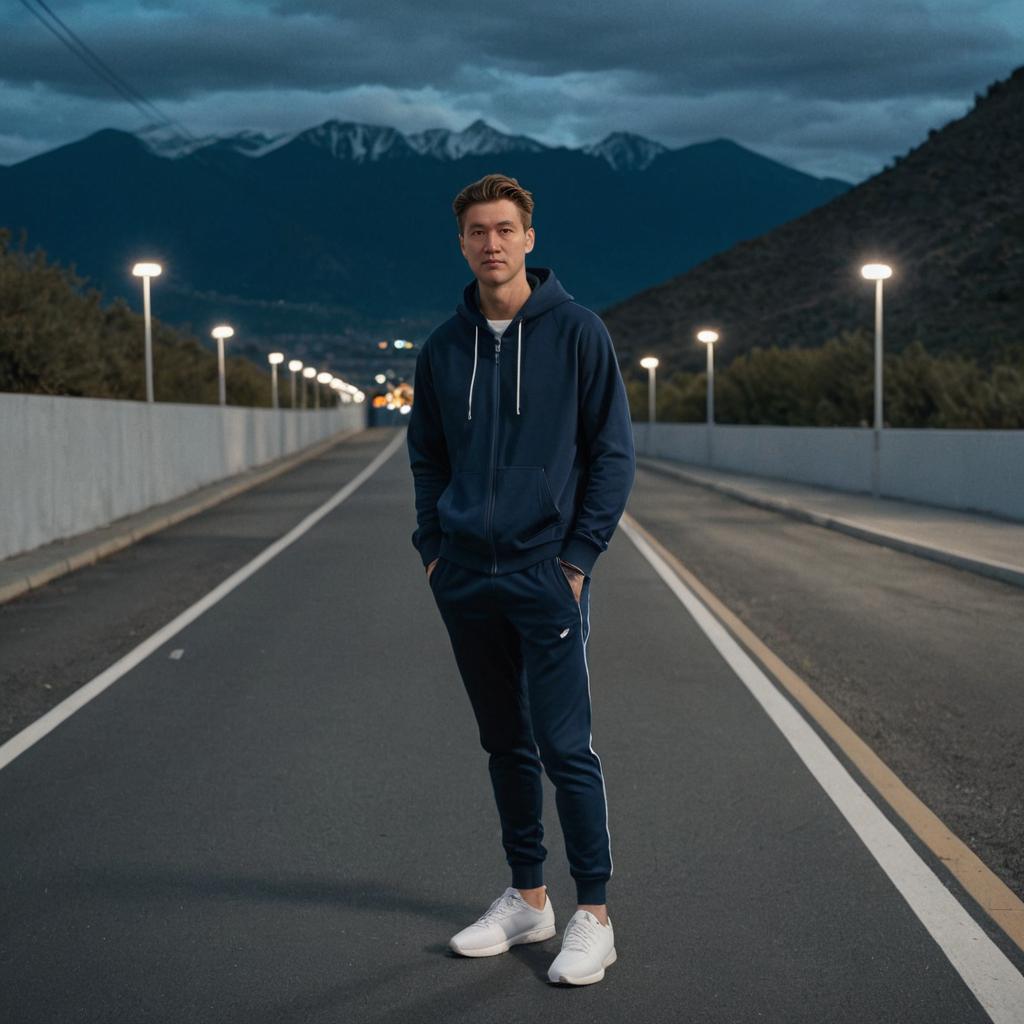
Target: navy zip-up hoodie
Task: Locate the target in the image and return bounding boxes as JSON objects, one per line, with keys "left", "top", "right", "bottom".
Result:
{"left": 407, "top": 266, "right": 635, "bottom": 577}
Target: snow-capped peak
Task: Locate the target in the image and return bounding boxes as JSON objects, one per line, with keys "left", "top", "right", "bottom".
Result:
{"left": 582, "top": 131, "right": 668, "bottom": 172}
{"left": 136, "top": 123, "right": 292, "bottom": 159}
{"left": 294, "top": 121, "right": 416, "bottom": 162}
{"left": 406, "top": 119, "right": 550, "bottom": 160}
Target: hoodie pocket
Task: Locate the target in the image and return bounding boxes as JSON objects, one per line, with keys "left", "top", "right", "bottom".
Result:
{"left": 492, "top": 466, "right": 562, "bottom": 551}
{"left": 436, "top": 469, "right": 488, "bottom": 548}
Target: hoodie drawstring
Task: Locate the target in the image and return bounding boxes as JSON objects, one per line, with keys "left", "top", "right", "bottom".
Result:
{"left": 468, "top": 326, "right": 478, "bottom": 420}
{"left": 468, "top": 319, "right": 522, "bottom": 421}
{"left": 516, "top": 320, "right": 522, "bottom": 415}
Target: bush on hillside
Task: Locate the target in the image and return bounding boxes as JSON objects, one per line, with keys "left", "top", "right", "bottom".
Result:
{"left": 0, "top": 227, "right": 273, "bottom": 405}
{"left": 625, "top": 328, "right": 1024, "bottom": 428}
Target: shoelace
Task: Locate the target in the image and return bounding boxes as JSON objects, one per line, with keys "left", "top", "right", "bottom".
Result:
{"left": 476, "top": 892, "right": 522, "bottom": 925}
{"left": 560, "top": 915, "right": 602, "bottom": 953}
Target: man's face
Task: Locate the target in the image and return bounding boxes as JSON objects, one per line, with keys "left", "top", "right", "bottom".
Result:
{"left": 458, "top": 199, "right": 536, "bottom": 286}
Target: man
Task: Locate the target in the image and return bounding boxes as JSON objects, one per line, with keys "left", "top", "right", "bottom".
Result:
{"left": 406, "top": 172, "right": 635, "bottom": 986}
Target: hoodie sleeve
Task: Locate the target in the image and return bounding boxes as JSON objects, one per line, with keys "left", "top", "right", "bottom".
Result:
{"left": 559, "top": 316, "right": 636, "bottom": 576}
{"left": 407, "top": 341, "right": 451, "bottom": 568}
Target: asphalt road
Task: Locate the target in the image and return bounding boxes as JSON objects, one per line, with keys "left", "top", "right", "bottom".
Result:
{"left": 1, "top": 426, "right": 1022, "bottom": 1023}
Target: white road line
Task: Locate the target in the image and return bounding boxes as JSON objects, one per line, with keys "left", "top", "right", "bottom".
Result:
{"left": 620, "top": 517, "right": 1024, "bottom": 1024}
{"left": 0, "top": 429, "right": 406, "bottom": 774}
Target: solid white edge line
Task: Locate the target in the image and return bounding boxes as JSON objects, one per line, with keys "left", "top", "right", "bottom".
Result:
{"left": 0, "top": 429, "right": 407, "bottom": 774}
{"left": 619, "top": 517, "right": 1024, "bottom": 1024}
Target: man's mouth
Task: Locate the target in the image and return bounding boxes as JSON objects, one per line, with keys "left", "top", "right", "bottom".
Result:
{"left": 483, "top": 260, "right": 503, "bottom": 266}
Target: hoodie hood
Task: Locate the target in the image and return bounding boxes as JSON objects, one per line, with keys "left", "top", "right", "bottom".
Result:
{"left": 456, "top": 266, "right": 573, "bottom": 328}
{"left": 455, "top": 266, "right": 574, "bottom": 420}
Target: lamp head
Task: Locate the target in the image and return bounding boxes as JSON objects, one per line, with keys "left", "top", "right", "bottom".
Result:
{"left": 640, "top": 356, "right": 659, "bottom": 369}
{"left": 211, "top": 325, "right": 234, "bottom": 340}
{"left": 861, "top": 263, "right": 892, "bottom": 280}
{"left": 132, "top": 261, "right": 162, "bottom": 278}
{"left": 696, "top": 329, "right": 719, "bottom": 344}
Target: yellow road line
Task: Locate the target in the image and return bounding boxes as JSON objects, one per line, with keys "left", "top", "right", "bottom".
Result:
{"left": 624, "top": 510, "right": 1024, "bottom": 954}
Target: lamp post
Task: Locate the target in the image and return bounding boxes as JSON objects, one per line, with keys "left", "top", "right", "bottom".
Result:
{"left": 697, "top": 329, "right": 719, "bottom": 466}
{"left": 288, "top": 359, "right": 303, "bottom": 408}
{"left": 861, "top": 263, "right": 893, "bottom": 498}
{"left": 316, "top": 371, "right": 332, "bottom": 410}
{"left": 268, "top": 352, "right": 284, "bottom": 409}
{"left": 211, "top": 325, "right": 234, "bottom": 406}
{"left": 640, "top": 356, "right": 658, "bottom": 454}
{"left": 302, "top": 366, "right": 316, "bottom": 409}
{"left": 131, "top": 261, "right": 162, "bottom": 402}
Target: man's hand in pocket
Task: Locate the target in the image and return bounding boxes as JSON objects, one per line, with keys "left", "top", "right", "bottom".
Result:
{"left": 426, "top": 557, "right": 439, "bottom": 582}
{"left": 559, "top": 559, "right": 585, "bottom": 603}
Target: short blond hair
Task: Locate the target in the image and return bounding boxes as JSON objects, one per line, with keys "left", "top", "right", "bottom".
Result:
{"left": 452, "top": 173, "right": 534, "bottom": 235}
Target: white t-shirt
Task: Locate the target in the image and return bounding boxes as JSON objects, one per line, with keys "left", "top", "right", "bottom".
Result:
{"left": 486, "top": 318, "right": 512, "bottom": 340}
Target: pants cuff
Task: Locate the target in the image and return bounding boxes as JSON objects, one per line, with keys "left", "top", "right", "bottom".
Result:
{"left": 575, "top": 878, "right": 608, "bottom": 905}
{"left": 511, "top": 863, "right": 545, "bottom": 890}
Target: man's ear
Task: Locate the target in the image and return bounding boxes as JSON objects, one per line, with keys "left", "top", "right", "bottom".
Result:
{"left": 525, "top": 227, "right": 536, "bottom": 253}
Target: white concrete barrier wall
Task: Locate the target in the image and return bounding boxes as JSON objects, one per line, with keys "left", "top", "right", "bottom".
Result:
{"left": 0, "top": 392, "right": 367, "bottom": 561}
{"left": 880, "top": 429, "right": 1024, "bottom": 519}
{"left": 634, "top": 422, "right": 1024, "bottom": 521}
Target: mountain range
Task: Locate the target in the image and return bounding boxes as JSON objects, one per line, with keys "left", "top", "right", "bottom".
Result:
{"left": 137, "top": 117, "right": 681, "bottom": 173}
{"left": 603, "top": 65, "right": 1024, "bottom": 372}
{"left": 0, "top": 119, "right": 849, "bottom": 370}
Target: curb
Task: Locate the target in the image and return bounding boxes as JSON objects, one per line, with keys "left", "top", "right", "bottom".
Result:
{"left": 0, "top": 427, "right": 367, "bottom": 607}
{"left": 636, "top": 456, "right": 1024, "bottom": 591}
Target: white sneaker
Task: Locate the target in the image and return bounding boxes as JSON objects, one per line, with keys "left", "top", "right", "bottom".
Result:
{"left": 448, "top": 886, "right": 556, "bottom": 957}
{"left": 547, "top": 909, "right": 617, "bottom": 985}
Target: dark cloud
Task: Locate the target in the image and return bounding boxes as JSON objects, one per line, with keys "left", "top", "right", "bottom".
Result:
{"left": 0, "top": 0, "right": 1020, "bottom": 179}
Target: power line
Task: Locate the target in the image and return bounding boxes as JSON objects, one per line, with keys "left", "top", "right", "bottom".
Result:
{"left": 16, "top": 0, "right": 200, "bottom": 149}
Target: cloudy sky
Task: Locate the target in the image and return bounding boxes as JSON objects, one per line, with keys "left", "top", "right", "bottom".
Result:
{"left": 2, "top": 0, "right": 1021, "bottom": 181}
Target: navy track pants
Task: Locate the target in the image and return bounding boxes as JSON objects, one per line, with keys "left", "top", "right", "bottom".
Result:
{"left": 429, "top": 553, "right": 612, "bottom": 906}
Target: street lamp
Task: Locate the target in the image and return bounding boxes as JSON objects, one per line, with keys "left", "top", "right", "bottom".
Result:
{"left": 288, "top": 359, "right": 303, "bottom": 408}
{"left": 861, "top": 262, "right": 893, "bottom": 497}
{"left": 316, "top": 370, "right": 332, "bottom": 410}
{"left": 211, "top": 324, "right": 234, "bottom": 406}
{"left": 302, "top": 366, "right": 316, "bottom": 409}
{"left": 696, "top": 329, "right": 719, "bottom": 424}
{"left": 697, "top": 329, "right": 720, "bottom": 467}
{"left": 131, "top": 261, "right": 162, "bottom": 402}
{"left": 640, "top": 356, "right": 658, "bottom": 454}
{"left": 268, "top": 351, "right": 284, "bottom": 409}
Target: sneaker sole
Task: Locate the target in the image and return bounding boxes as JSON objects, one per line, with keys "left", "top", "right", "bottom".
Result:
{"left": 449, "top": 923, "right": 557, "bottom": 957}
{"left": 548, "top": 945, "right": 617, "bottom": 985}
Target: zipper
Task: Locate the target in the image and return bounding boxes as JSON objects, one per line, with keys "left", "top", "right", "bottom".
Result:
{"left": 486, "top": 333, "right": 501, "bottom": 574}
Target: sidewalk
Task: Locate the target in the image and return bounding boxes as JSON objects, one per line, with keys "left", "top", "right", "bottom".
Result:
{"left": 636, "top": 455, "right": 1024, "bottom": 590}
{"left": 0, "top": 428, "right": 365, "bottom": 606}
